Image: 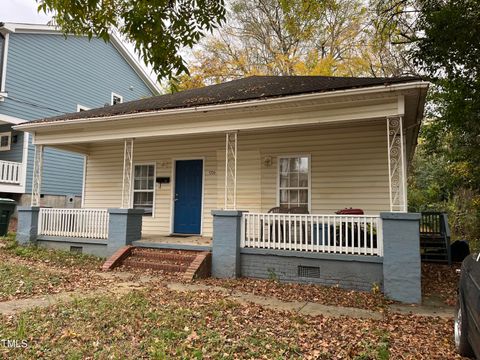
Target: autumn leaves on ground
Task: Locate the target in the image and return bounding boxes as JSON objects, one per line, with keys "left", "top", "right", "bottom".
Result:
{"left": 0, "top": 237, "right": 463, "bottom": 359}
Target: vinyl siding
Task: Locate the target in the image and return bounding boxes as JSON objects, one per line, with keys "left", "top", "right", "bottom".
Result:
{"left": 0, "top": 32, "right": 155, "bottom": 195}
{"left": 83, "top": 120, "right": 389, "bottom": 237}
{"left": 0, "top": 124, "right": 23, "bottom": 162}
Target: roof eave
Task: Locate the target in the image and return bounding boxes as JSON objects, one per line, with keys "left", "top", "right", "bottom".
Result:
{"left": 14, "top": 81, "right": 430, "bottom": 131}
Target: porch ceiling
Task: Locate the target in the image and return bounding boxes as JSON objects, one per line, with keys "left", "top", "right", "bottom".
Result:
{"left": 28, "top": 95, "right": 407, "bottom": 144}
{"left": 20, "top": 81, "right": 427, "bottom": 162}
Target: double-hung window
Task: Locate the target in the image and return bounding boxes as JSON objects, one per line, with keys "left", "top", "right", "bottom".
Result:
{"left": 278, "top": 156, "right": 309, "bottom": 210}
{"left": 133, "top": 164, "right": 155, "bottom": 216}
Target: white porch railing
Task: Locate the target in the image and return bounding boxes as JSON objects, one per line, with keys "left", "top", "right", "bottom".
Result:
{"left": 242, "top": 213, "right": 383, "bottom": 256}
{"left": 38, "top": 208, "right": 109, "bottom": 240}
{"left": 0, "top": 160, "right": 21, "bottom": 184}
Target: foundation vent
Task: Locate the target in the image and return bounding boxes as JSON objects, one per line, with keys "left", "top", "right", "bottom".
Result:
{"left": 298, "top": 265, "right": 320, "bottom": 278}
{"left": 70, "top": 246, "right": 83, "bottom": 254}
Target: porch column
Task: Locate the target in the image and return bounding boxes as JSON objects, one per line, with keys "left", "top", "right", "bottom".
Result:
{"left": 107, "top": 208, "right": 144, "bottom": 257}
{"left": 386, "top": 117, "right": 407, "bottom": 212}
{"left": 211, "top": 210, "right": 245, "bottom": 278}
{"left": 17, "top": 206, "right": 40, "bottom": 245}
{"left": 31, "top": 144, "right": 44, "bottom": 207}
{"left": 381, "top": 212, "right": 421, "bottom": 304}
{"left": 224, "top": 132, "right": 237, "bottom": 210}
{"left": 121, "top": 138, "right": 134, "bottom": 209}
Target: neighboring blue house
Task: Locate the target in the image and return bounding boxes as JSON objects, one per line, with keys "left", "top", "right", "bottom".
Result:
{"left": 0, "top": 22, "right": 158, "bottom": 213}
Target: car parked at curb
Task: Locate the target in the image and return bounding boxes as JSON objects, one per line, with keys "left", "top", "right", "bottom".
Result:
{"left": 455, "top": 252, "right": 480, "bottom": 358}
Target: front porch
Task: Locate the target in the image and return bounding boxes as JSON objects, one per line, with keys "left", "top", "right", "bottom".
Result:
{"left": 14, "top": 77, "right": 428, "bottom": 303}
{"left": 16, "top": 117, "right": 421, "bottom": 303}
{"left": 134, "top": 234, "right": 212, "bottom": 251}
{"left": 0, "top": 119, "right": 29, "bottom": 193}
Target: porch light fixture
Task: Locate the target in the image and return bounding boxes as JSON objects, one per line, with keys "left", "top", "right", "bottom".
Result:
{"left": 263, "top": 155, "right": 272, "bottom": 167}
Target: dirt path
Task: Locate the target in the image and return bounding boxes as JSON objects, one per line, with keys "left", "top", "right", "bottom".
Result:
{"left": 167, "top": 282, "right": 454, "bottom": 320}
{"left": 0, "top": 272, "right": 454, "bottom": 319}
{"left": 0, "top": 272, "right": 153, "bottom": 315}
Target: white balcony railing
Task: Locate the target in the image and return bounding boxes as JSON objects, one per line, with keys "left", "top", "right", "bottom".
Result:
{"left": 0, "top": 160, "right": 21, "bottom": 184}
{"left": 38, "top": 208, "right": 109, "bottom": 240}
{"left": 242, "top": 213, "right": 383, "bottom": 256}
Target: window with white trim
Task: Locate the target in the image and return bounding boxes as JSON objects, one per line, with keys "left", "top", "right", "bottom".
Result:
{"left": 111, "top": 92, "right": 123, "bottom": 105}
{"left": 278, "top": 156, "right": 309, "bottom": 210}
{"left": 133, "top": 164, "right": 155, "bottom": 216}
{"left": 0, "top": 132, "right": 11, "bottom": 151}
{"left": 77, "top": 104, "right": 90, "bottom": 112}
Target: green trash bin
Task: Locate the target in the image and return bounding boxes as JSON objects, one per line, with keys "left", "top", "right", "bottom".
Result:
{"left": 0, "top": 198, "right": 16, "bottom": 236}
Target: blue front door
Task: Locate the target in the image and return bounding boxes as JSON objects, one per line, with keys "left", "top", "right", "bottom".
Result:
{"left": 173, "top": 160, "right": 203, "bottom": 234}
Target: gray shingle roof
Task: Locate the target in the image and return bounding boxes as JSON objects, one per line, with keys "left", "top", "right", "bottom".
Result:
{"left": 31, "top": 75, "right": 422, "bottom": 124}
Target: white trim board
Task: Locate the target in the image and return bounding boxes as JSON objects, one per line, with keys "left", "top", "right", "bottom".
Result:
{"left": 81, "top": 155, "right": 88, "bottom": 208}
{"left": 77, "top": 104, "right": 90, "bottom": 112}
{"left": 0, "top": 113, "right": 27, "bottom": 125}
{"left": 0, "top": 32, "right": 9, "bottom": 93}
{"left": 111, "top": 92, "right": 123, "bottom": 105}
{"left": 19, "top": 131, "right": 29, "bottom": 192}
{"left": 0, "top": 183, "right": 24, "bottom": 193}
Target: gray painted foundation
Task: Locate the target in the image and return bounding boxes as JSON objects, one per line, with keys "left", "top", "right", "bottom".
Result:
{"left": 107, "top": 208, "right": 144, "bottom": 257}
{"left": 381, "top": 212, "right": 422, "bottom": 304}
{"left": 37, "top": 236, "right": 107, "bottom": 258}
{"left": 211, "top": 210, "right": 245, "bottom": 278}
{"left": 211, "top": 210, "right": 422, "bottom": 304}
{"left": 15, "top": 206, "right": 144, "bottom": 259}
{"left": 241, "top": 248, "right": 383, "bottom": 291}
{"left": 16, "top": 206, "right": 40, "bottom": 245}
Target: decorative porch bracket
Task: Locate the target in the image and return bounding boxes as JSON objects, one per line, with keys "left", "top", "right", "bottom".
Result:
{"left": 121, "top": 138, "right": 134, "bottom": 209}
{"left": 31, "top": 145, "right": 44, "bottom": 207}
{"left": 224, "top": 132, "right": 237, "bottom": 210}
{"left": 386, "top": 117, "right": 407, "bottom": 212}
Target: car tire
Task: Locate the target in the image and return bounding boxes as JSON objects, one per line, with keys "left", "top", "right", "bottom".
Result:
{"left": 455, "top": 293, "right": 474, "bottom": 357}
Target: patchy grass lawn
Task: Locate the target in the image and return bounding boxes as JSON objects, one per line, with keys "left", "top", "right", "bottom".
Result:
{"left": 0, "top": 262, "right": 69, "bottom": 301}
{"left": 0, "top": 235, "right": 112, "bottom": 301}
{"left": 0, "top": 235, "right": 464, "bottom": 359}
{"left": 0, "top": 234, "right": 103, "bottom": 270}
{"left": 0, "top": 285, "right": 461, "bottom": 359}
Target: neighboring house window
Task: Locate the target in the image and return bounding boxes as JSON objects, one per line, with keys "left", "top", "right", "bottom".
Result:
{"left": 0, "top": 132, "right": 11, "bottom": 151}
{"left": 133, "top": 164, "right": 155, "bottom": 216}
{"left": 111, "top": 92, "right": 123, "bottom": 105}
{"left": 278, "top": 155, "right": 310, "bottom": 210}
{"left": 77, "top": 104, "right": 90, "bottom": 112}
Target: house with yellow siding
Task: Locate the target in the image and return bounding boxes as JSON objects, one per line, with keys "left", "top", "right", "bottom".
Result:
{"left": 15, "top": 76, "right": 429, "bottom": 304}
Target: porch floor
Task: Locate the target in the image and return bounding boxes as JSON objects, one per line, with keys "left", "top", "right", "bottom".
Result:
{"left": 139, "top": 234, "right": 212, "bottom": 247}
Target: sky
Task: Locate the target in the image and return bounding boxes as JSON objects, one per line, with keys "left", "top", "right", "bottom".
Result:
{"left": 1, "top": 0, "right": 158, "bottom": 86}
{"left": 2, "top": 0, "right": 52, "bottom": 24}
